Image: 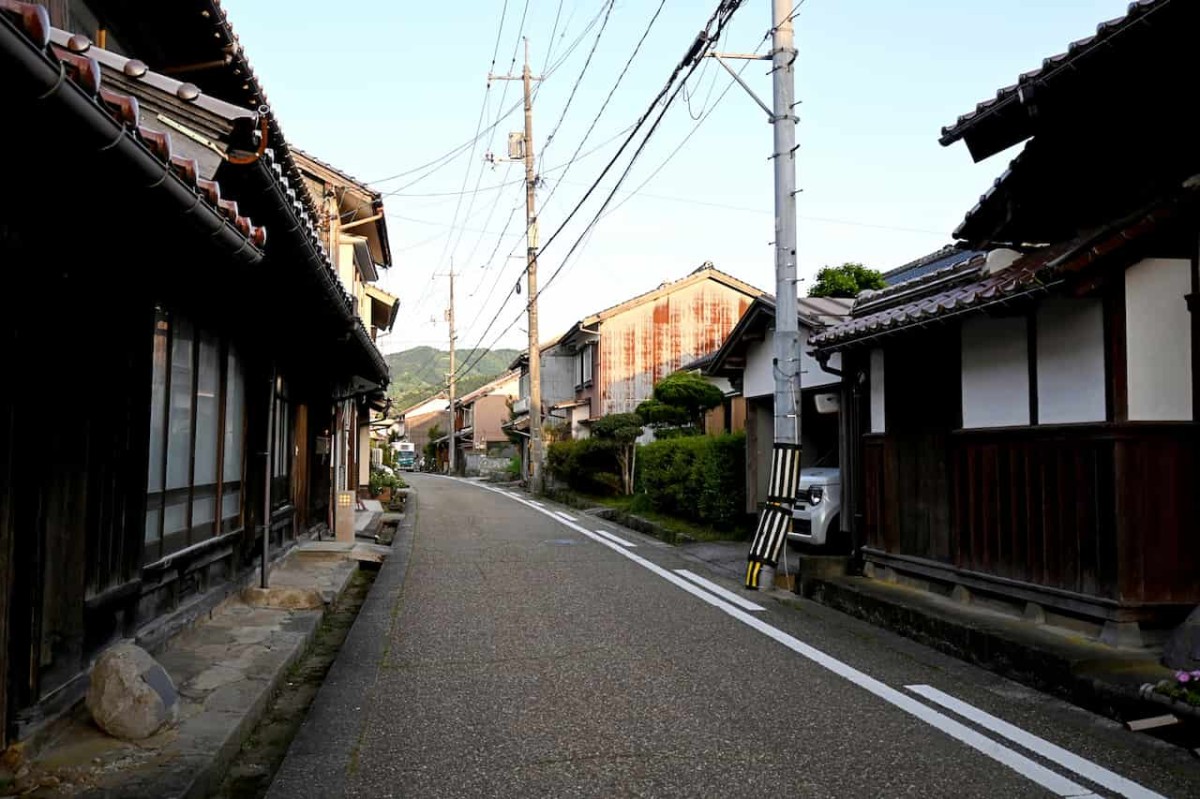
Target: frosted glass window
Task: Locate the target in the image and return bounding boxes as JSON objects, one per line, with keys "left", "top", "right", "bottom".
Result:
{"left": 165, "top": 318, "right": 194, "bottom": 491}
{"left": 223, "top": 349, "right": 244, "bottom": 483}
{"left": 145, "top": 314, "right": 251, "bottom": 561}
{"left": 193, "top": 331, "right": 220, "bottom": 487}
{"left": 221, "top": 488, "right": 241, "bottom": 533}
{"left": 146, "top": 312, "right": 168, "bottom": 494}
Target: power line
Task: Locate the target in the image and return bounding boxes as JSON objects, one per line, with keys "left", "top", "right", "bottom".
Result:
{"left": 452, "top": 0, "right": 750, "bottom": 384}
{"left": 539, "top": 0, "right": 667, "bottom": 212}
{"left": 539, "top": 0, "right": 617, "bottom": 161}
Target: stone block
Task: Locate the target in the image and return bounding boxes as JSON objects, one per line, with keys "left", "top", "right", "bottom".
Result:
{"left": 86, "top": 643, "right": 179, "bottom": 741}
{"left": 1163, "top": 605, "right": 1200, "bottom": 669}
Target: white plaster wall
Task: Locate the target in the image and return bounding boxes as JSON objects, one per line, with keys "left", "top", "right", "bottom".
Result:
{"left": 960, "top": 315, "right": 1029, "bottom": 428}
{"left": 1126, "top": 258, "right": 1193, "bottom": 421}
{"left": 869, "top": 348, "right": 885, "bottom": 433}
{"left": 801, "top": 345, "right": 840, "bottom": 390}
{"left": 743, "top": 339, "right": 774, "bottom": 399}
{"left": 742, "top": 325, "right": 838, "bottom": 399}
{"left": 1037, "top": 297, "right": 1106, "bottom": 424}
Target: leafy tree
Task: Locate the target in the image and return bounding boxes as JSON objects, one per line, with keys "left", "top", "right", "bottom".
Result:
{"left": 807, "top": 262, "right": 885, "bottom": 298}
{"left": 423, "top": 423, "right": 443, "bottom": 470}
{"left": 636, "top": 370, "right": 724, "bottom": 434}
{"left": 590, "top": 413, "right": 644, "bottom": 495}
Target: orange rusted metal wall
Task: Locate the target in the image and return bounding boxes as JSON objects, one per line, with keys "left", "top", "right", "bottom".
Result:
{"left": 599, "top": 280, "right": 752, "bottom": 415}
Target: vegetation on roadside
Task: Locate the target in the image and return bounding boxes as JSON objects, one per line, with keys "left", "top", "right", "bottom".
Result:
{"left": 545, "top": 370, "right": 747, "bottom": 538}
{"left": 369, "top": 467, "right": 406, "bottom": 497}
{"left": 1154, "top": 670, "right": 1200, "bottom": 707}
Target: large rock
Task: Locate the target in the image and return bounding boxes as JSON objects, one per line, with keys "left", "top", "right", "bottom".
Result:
{"left": 86, "top": 643, "right": 179, "bottom": 740}
{"left": 1163, "top": 605, "right": 1200, "bottom": 670}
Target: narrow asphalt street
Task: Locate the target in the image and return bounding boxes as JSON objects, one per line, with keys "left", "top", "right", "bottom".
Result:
{"left": 268, "top": 475, "right": 1199, "bottom": 798}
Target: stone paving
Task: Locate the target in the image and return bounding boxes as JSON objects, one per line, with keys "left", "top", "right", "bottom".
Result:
{"left": 4, "top": 545, "right": 361, "bottom": 799}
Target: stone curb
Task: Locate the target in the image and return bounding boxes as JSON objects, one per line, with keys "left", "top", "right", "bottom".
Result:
{"left": 264, "top": 488, "right": 418, "bottom": 799}
{"left": 806, "top": 575, "right": 1178, "bottom": 728}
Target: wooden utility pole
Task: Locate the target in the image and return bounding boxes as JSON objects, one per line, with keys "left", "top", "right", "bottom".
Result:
{"left": 446, "top": 266, "right": 457, "bottom": 475}
{"left": 492, "top": 40, "right": 544, "bottom": 492}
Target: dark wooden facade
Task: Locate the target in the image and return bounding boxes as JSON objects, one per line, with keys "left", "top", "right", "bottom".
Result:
{"left": 842, "top": 256, "right": 1199, "bottom": 632}
{"left": 0, "top": 0, "right": 390, "bottom": 744}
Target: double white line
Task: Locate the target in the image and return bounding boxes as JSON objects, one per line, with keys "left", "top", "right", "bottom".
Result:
{"left": 470, "top": 481, "right": 1164, "bottom": 799}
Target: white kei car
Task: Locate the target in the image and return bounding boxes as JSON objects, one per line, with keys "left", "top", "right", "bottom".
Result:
{"left": 788, "top": 467, "right": 842, "bottom": 548}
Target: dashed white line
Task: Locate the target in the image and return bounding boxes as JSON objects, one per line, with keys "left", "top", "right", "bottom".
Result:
{"left": 675, "top": 569, "right": 764, "bottom": 612}
{"left": 591, "top": 528, "right": 637, "bottom": 548}
{"left": 462, "top": 479, "right": 1141, "bottom": 798}
{"left": 554, "top": 511, "right": 578, "bottom": 522}
{"left": 907, "top": 684, "right": 1163, "bottom": 799}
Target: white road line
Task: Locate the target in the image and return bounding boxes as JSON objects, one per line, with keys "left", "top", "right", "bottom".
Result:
{"left": 907, "top": 685, "right": 1163, "bottom": 799}
{"left": 529, "top": 500, "right": 545, "bottom": 507}
{"left": 592, "top": 529, "right": 637, "bottom": 548}
{"left": 675, "top": 570, "right": 764, "bottom": 612}
{"left": 463, "top": 482, "right": 1133, "bottom": 797}
{"left": 554, "top": 511, "right": 578, "bottom": 522}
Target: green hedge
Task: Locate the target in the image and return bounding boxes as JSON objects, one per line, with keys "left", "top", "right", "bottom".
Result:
{"left": 546, "top": 438, "right": 622, "bottom": 495}
{"left": 637, "top": 433, "right": 746, "bottom": 529}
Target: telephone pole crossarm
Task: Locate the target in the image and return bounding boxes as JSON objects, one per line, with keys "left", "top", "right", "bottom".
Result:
{"left": 705, "top": 52, "right": 774, "bottom": 120}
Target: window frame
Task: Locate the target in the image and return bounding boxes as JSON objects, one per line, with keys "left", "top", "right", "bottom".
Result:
{"left": 144, "top": 309, "right": 247, "bottom": 565}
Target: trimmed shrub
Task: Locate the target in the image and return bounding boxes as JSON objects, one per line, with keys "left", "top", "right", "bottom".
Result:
{"left": 546, "top": 438, "right": 621, "bottom": 496}
{"left": 636, "top": 433, "right": 746, "bottom": 529}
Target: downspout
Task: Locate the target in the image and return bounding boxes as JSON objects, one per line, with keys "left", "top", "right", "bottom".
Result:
{"left": 1190, "top": 233, "right": 1199, "bottom": 423}
{"left": 261, "top": 367, "right": 276, "bottom": 589}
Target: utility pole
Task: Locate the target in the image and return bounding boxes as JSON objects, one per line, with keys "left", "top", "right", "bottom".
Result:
{"left": 711, "top": 1, "right": 801, "bottom": 589}
{"left": 491, "top": 39, "right": 544, "bottom": 492}
{"left": 446, "top": 266, "right": 457, "bottom": 475}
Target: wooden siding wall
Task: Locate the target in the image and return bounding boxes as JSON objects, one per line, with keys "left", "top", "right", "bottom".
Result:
{"left": 865, "top": 425, "right": 1199, "bottom": 606}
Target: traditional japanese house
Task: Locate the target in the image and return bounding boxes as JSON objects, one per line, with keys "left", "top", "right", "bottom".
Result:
{"left": 814, "top": 0, "right": 1198, "bottom": 647}
{"left": 0, "top": 0, "right": 392, "bottom": 744}
{"left": 509, "top": 264, "right": 764, "bottom": 442}
{"left": 705, "top": 295, "right": 852, "bottom": 513}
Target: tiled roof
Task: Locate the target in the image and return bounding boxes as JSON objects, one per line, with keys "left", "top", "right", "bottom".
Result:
{"left": 0, "top": 1, "right": 266, "bottom": 250}
{"left": 853, "top": 251, "right": 988, "bottom": 316}
{"left": 940, "top": 0, "right": 1172, "bottom": 153}
{"left": 456, "top": 370, "right": 520, "bottom": 406}
{"left": 579, "top": 263, "right": 766, "bottom": 327}
{"left": 812, "top": 201, "right": 1180, "bottom": 349}
{"left": 879, "top": 246, "right": 986, "bottom": 286}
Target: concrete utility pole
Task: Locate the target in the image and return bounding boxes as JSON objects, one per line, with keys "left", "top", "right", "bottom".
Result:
{"left": 711, "top": 0, "right": 802, "bottom": 590}
{"left": 492, "top": 39, "right": 544, "bottom": 493}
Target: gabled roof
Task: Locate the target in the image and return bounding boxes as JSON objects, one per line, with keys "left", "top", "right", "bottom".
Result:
{"left": 579, "top": 263, "right": 765, "bottom": 327}
{"left": 507, "top": 332, "right": 567, "bottom": 370}
{"left": 940, "top": 0, "right": 1185, "bottom": 161}
{"left": 812, "top": 197, "right": 1185, "bottom": 350}
{"left": 294, "top": 148, "right": 392, "bottom": 270}
{"left": 456, "top": 370, "right": 520, "bottom": 407}
{"left": 397, "top": 393, "right": 448, "bottom": 418}
{"left": 705, "top": 294, "right": 852, "bottom": 377}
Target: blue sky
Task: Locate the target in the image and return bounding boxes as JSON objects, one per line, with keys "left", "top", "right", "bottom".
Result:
{"left": 222, "top": 0, "right": 1131, "bottom": 359}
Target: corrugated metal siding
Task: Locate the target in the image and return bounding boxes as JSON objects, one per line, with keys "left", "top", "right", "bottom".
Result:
{"left": 600, "top": 282, "right": 752, "bottom": 415}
